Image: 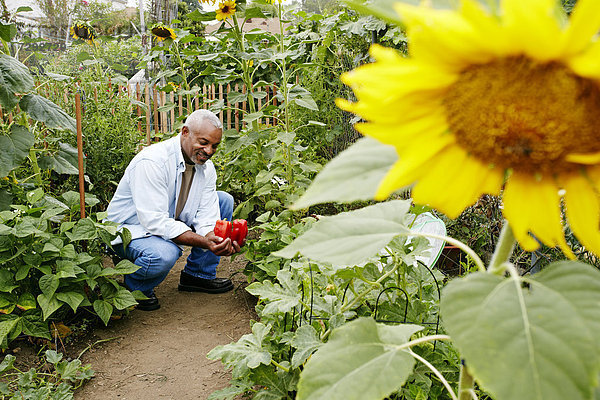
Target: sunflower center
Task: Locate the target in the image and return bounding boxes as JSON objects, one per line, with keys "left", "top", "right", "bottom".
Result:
{"left": 222, "top": 5, "right": 230, "bottom": 12}
{"left": 443, "top": 56, "right": 600, "bottom": 174}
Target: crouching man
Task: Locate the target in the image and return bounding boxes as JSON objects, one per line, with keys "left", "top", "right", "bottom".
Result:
{"left": 106, "top": 109, "right": 242, "bottom": 311}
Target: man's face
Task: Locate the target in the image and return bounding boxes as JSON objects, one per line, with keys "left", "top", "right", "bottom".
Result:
{"left": 180, "top": 120, "right": 222, "bottom": 165}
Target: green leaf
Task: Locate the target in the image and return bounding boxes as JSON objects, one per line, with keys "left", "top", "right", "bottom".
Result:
{"left": 0, "top": 270, "right": 17, "bottom": 293}
{"left": 275, "top": 200, "right": 412, "bottom": 266}
{"left": 49, "top": 142, "right": 79, "bottom": 175}
{"left": 19, "top": 94, "right": 76, "bottom": 134}
{"left": 16, "top": 293, "right": 36, "bottom": 311}
{"left": 45, "top": 350, "right": 63, "bottom": 364}
{"left": 244, "top": 6, "right": 267, "bottom": 19}
{"left": 0, "top": 23, "right": 17, "bottom": 42}
{"left": 441, "top": 261, "right": 600, "bottom": 400}
{"left": 293, "top": 138, "right": 397, "bottom": 209}
{"left": 36, "top": 293, "right": 62, "bottom": 320}
{"left": 39, "top": 274, "right": 59, "bottom": 297}
{"left": 113, "top": 259, "right": 140, "bottom": 275}
{"left": 186, "top": 9, "right": 217, "bottom": 21}
{"left": 207, "top": 322, "right": 272, "bottom": 379}
{"left": 293, "top": 97, "right": 318, "bottom": 111}
{"left": 21, "top": 310, "right": 50, "bottom": 339}
{"left": 290, "top": 325, "right": 321, "bottom": 369}
{"left": 56, "top": 291, "right": 84, "bottom": 313}
{"left": 246, "top": 270, "right": 301, "bottom": 314}
{"left": 0, "top": 354, "right": 15, "bottom": 372}
{"left": 0, "top": 125, "right": 35, "bottom": 177}
{"left": 297, "top": 317, "right": 422, "bottom": 400}
{"left": 0, "top": 53, "right": 34, "bottom": 110}
{"left": 93, "top": 300, "right": 113, "bottom": 325}
{"left": 110, "top": 288, "right": 137, "bottom": 310}
{"left": 66, "top": 218, "right": 97, "bottom": 241}
{"left": 0, "top": 189, "right": 11, "bottom": 211}
{"left": 227, "top": 91, "right": 246, "bottom": 104}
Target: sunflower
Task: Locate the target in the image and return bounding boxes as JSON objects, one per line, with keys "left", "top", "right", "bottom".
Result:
{"left": 70, "top": 21, "right": 95, "bottom": 44}
{"left": 337, "top": 0, "right": 600, "bottom": 257}
{"left": 215, "top": 0, "right": 236, "bottom": 21}
{"left": 151, "top": 24, "right": 176, "bottom": 41}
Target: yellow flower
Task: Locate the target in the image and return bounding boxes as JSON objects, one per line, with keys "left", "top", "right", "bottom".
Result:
{"left": 215, "top": 0, "right": 236, "bottom": 21}
{"left": 151, "top": 24, "right": 176, "bottom": 41}
{"left": 337, "top": 0, "right": 600, "bottom": 257}
{"left": 70, "top": 21, "right": 95, "bottom": 44}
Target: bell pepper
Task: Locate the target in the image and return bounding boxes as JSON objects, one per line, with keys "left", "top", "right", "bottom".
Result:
{"left": 231, "top": 219, "right": 248, "bottom": 243}
{"left": 213, "top": 219, "right": 248, "bottom": 244}
{"left": 214, "top": 220, "right": 231, "bottom": 239}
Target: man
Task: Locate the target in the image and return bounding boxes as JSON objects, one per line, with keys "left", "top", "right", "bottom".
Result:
{"left": 106, "top": 109, "right": 242, "bottom": 311}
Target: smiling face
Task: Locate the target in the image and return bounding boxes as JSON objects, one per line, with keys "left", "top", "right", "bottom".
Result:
{"left": 180, "top": 119, "right": 222, "bottom": 165}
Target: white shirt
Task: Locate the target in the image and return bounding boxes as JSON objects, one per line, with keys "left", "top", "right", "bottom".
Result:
{"left": 106, "top": 134, "right": 220, "bottom": 244}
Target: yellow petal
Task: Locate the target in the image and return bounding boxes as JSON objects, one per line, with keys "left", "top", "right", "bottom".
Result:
{"left": 562, "top": 172, "right": 600, "bottom": 256}
{"left": 394, "top": 2, "right": 501, "bottom": 70}
{"left": 501, "top": 0, "right": 565, "bottom": 61}
{"left": 568, "top": 41, "right": 600, "bottom": 80}
{"left": 563, "top": 0, "right": 600, "bottom": 55}
{"left": 354, "top": 109, "right": 448, "bottom": 146}
{"left": 375, "top": 134, "right": 455, "bottom": 200}
{"left": 503, "top": 172, "right": 574, "bottom": 257}
{"left": 565, "top": 151, "right": 600, "bottom": 165}
{"left": 412, "top": 145, "right": 504, "bottom": 218}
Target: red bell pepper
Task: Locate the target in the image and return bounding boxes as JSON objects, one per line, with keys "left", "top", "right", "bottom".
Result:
{"left": 214, "top": 220, "right": 231, "bottom": 239}
{"left": 213, "top": 219, "right": 247, "bottom": 244}
{"left": 231, "top": 219, "right": 248, "bottom": 243}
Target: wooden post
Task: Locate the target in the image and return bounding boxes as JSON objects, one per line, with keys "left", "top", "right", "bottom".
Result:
{"left": 257, "top": 87, "right": 262, "bottom": 125}
{"left": 94, "top": 87, "right": 98, "bottom": 103}
{"left": 161, "top": 91, "right": 167, "bottom": 133}
{"left": 226, "top": 83, "right": 231, "bottom": 130}
{"left": 170, "top": 92, "right": 175, "bottom": 132}
{"left": 153, "top": 85, "right": 160, "bottom": 140}
{"left": 218, "top": 84, "right": 223, "bottom": 125}
{"left": 75, "top": 93, "right": 85, "bottom": 219}
{"left": 136, "top": 83, "right": 142, "bottom": 133}
{"left": 178, "top": 92, "right": 183, "bottom": 117}
{"left": 203, "top": 85, "right": 207, "bottom": 109}
{"left": 234, "top": 83, "right": 239, "bottom": 131}
{"left": 242, "top": 84, "right": 247, "bottom": 128}
{"left": 145, "top": 84, "right": 151, "bottom": 145}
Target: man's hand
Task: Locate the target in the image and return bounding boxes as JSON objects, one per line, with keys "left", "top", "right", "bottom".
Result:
{"left": 205, "top": 231, "right": 243, "bottom": 256}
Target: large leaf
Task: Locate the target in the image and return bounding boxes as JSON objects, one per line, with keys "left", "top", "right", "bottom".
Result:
{"left": 292, "top": 138, "right": 397, "bottom": 209}
{"left": 93, "top": 300, "right": 113, "bottom": 326}
{"left": 275, "top": 200, "right": 411, "bottom": 266}
{"left": 37, "top": 293, "right": 62, "bottom": 321}
{"left": 297, "top": 317, "right": 422, "bottom": 400}
{"left": 0, "top": 125, "right": 35, "bottom": 177}
{"left": 290, "top": 325, "right": 321, "bottom": 369}
{"left": 19, "top": 94, "right": 76, "bottom": 134}
{"left": 207, "top": 322, "right": 272, "bottom": 379}
{"left": 342, "top": 0, "right": 455, "bottom": 25}
{"left": 246, "top": 270, "right": 301, "bottom": 314}
{"left": 0, "top": 53, "right": 33, "bottom": 110}
{"left": 441, "top": 261, "right": 600, "bottom": 400}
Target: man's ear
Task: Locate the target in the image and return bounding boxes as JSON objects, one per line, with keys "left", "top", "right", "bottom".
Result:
{"left": 181, "top": 126, "right": 189, "bottom": 136}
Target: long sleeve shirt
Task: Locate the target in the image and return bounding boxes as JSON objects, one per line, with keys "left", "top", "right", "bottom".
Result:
{"left": 106, "top": 134, "right": 220, "bottom": 244}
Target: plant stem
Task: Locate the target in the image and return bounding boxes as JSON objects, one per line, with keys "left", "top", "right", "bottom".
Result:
{"left": 488, "top": 221, "right": 516, "bottom": 275}
{"left": 458, "top": 362, "right": 476, "bottom": 400}
{"left": 409, "top": 349, "right": 458, "bottom": 400}
{"left": 271, "top": 359, "right": 289, "bottom": 372}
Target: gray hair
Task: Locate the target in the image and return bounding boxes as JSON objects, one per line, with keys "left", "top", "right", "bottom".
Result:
{"left": 184, "top": 109, "right": 223, "bottom": 130}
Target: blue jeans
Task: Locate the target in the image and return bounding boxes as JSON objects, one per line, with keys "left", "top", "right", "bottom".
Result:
{"left": 113, "top": 191, "right": 234, "bottom": 296}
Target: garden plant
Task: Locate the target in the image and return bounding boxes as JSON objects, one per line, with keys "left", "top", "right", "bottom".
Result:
{"left": 2, "top": 0, "right": 600, "bottom": 399}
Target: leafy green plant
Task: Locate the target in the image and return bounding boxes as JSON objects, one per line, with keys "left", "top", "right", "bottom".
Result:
{"left": 0, "top": 350, "right": 94, "bottom": 399}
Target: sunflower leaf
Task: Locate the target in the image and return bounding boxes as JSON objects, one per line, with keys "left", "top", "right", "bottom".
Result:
{"left": 0, "top": 53, "right": 34, "bottom": 110}
{"left": 19, "top": 94, "right": 76, "bottom": 134}
{"left": 441, "top": 261, "right": 600, "bottom": 400}
{"left": 292, "top": 137, "right": 397, "bottom": 209}
{"left": 275, "top": 200, "right": 411, "bottom": 266}
{"left": 0, "top": 125, "right": 34, "bottom": 178}
{"left": 297, "top": 317, "right": 422, "bottom": 400}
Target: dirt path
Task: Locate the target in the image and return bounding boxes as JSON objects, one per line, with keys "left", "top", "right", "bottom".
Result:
{"left": 75, "top": 250, "right": 255, "bottom": 400}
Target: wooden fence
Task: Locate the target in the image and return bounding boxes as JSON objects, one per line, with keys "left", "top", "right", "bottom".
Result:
{"left": 110, "top": 82, "right": 277, "bottom": 145}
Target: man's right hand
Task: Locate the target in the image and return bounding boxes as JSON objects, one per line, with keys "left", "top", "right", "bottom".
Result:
{"left": 206, "top": 231, "right": 241, "bottom": 256}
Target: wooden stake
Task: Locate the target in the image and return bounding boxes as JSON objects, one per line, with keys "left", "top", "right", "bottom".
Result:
{"left": 136, "top": 83, "right": 142, "bottom": 133}
{"left": 145, "top": 84, "right": 151, "bottom": 145}
{"left": 75, "top": 93, "right": 85, "bottom": 219}
{"left": 170, "top": 92, "right": 175, "bottom": 132}
{"left": 161, "top": 91, "right": 167, "bottom": 133}
{"left": 226, "top": 83, "right": 231, "bottom": 130}
{"left": 153, "top": 85, "right": 160, "bottom": 140}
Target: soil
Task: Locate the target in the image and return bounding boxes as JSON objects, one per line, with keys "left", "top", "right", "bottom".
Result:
{"left": 73, "top": 249, "right": 256, "bottom": 400}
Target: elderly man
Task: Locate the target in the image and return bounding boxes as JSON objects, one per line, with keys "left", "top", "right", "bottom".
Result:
{"left": 106, "top": 109, "right": 242, "bottom": 311}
